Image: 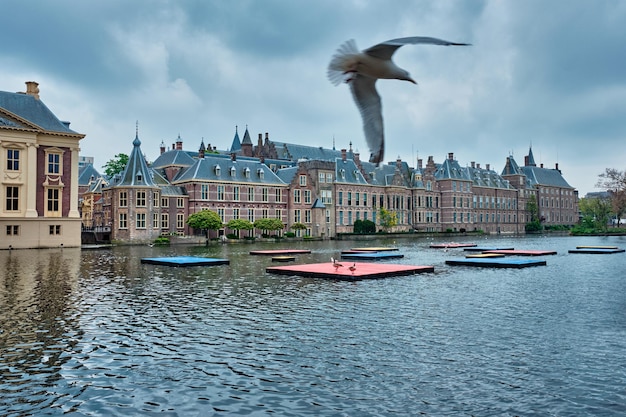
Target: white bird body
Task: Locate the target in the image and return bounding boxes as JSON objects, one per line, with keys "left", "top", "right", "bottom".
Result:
{"left": 328, "top": 36, "right": 469, "bottom": 165}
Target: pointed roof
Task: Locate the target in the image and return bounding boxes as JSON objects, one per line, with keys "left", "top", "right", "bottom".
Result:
{"left": 526, "top": 146, "right": 536, "bottom": 166}
{"left": 116, "top": 133, "right": 158, "bottom": 188}
{"left": 230, "top": 126, "right": 241, "bottom": 152}
{"left": 241, "top": 125, "right": 253, "bottom": 145}
{"left": 501, "top": 155, "right": 524, "bottom": 176}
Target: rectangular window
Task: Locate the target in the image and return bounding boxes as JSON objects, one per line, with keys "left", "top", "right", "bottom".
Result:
{"left": 304, "top": 190, "right": 311, "bottom": 204}
{"left": 119, "top": 191, "right": 128, "bottom": 207}
{"left": 177, "top": 198, "right": 185, "bottom": 208}
{"left": 248, "top": 209, "right": 255, "bottom": 223}
{"left": 294, "top": 209, "right": 301, "bottom": 223}
{"left": 153, "top": 213, "right": 159, "bottom": 228}
{"left": 321, "top": 189, "right": 332, "bottom": 204}
{"left": 339, "top": 211, "right": 344, "bottom": 225}
{"left": 294, "top": 189, "right": 301, "bottom": 204}
{"left": 136, "top": 191, "right": 146, "bottom": 207}
{"left": 119, "top": 213, "right": 128, "bottom": 229}
{"left": 7, "top": 149, "right": 20, "bottom": 171}
{"left": 275, "top": 189, "right": 282, "bottom": 203}
{"left": 319, "top": 173, "right": 325, "bottom": 183}
{"left": 161, "top": 197, "right": 169, "bottom": 207}
{"left": 217, "top": 185, "right": 225, "bottom": 201}
{"left": 338, "top": 191, "right": 343, "bottom": 206}
{"left": 47, "top": 188, "right": 60, "bottom": 212}
{"left": 177, "top": 213, "right": 185, "bottom": 228}
{"left": 217, "top": 209, "right": 225, "bottom": 223}
{"left": 305, "top": 209, "right": 311, "bottom": 223}
{"left": 47, "top": 153, "right": 61, "bottom": 174}
{"left": 161, "top": 213, "right": 169, "bottom": 229}
{"left": 233, "top": 208, "right": 240, "bottom": 219}
{"left": 136, "top": 213, "right": 146, "bottom": 229}
{"left": 248, "top": 187, "right": 254, "bottom": 202}
{"left": 6, "top": 225, "right": 19, "bottom": 236}
{"left": 326, "top": 173, "right": 333, "bottom": 182}
{"left": 355, "top": 192, "right": 360, "bottom": 206}
{"left": 299, "top": 175, "right": 307, "bottom": 186}
{"left": 201, "top": 184, "right": 209, "bottom": 200}
{"left": 49, "top": 225, "right": 61, "bottom": 235}
{"left": 5, "top": 186, "right": 19, "bottom": 211}
{"left": 262, "top": 188, "right": 268, "bottom": 202}
{"left": 234, "top": 186, "right": 240, "bottom": 201}
{"left": 153, "top": 192, "right": 160, "bottom": 207}
{"left": 275, "top": 208, "right": 282, "bottom": 220}
{"left": 325, "top": 209, "right": 331, "bottom": 223}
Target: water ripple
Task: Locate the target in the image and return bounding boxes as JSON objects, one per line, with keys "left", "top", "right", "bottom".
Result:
{"left": 1, "top": 236, "right": 626, "bottom": 415}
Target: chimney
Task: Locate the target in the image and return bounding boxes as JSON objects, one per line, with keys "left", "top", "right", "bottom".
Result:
{"left": 555, "top": 163, "right": 559, "bottom": 171}
{"left": 172, "top": 143, "right": 175, "bottom": 150}
{"left": 265, "top": 132, "right": 269, "bottom": 144}
{"left": 25, "top": 81, "right": 40, "bottom": 99}
{"left": 524, "top": 155, "right": 529, "bottom": 166}
{"left": 540, "top": 163, "right": 544, "bottom": 168}
{"left": 354, "top": 152, "right": 360, "bottom": 164}
{"left": 176, "top": 135, "right": 183, "bottom": 150}
{"left": 258, "top": 133, "right": 263, "bottom": 148}
{"left": 230, "top": 152, "right": 236, "bottom": 161}
{"left": 396, "top": 157, "right": 402, "bottom": 170}
{"left": 471, "top": 161, "right": 475, "bottom": 168}
{"left": 448, "top": 152, "right": 454, "bottom": 161}
{"left": 341, "top": 148, "right": 347, "bottom": 161}
{"left": 418, "top": 158, "right": 423, "bottom": 169}
{"left": 486, "top": 164, "right": 490, "bottom": 171}
{"left": 160, "top": 141, "right": 166, "bottom": 155}
{"left": 477, "top": 163, "right": 481, "bottom": 169}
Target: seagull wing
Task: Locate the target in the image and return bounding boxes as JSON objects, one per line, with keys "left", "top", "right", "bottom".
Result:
{"left": 365, "top": 36, "right": 470, "bottom": 60}
{"left": 349, "top": 74, "right": 384, "bottom": 164}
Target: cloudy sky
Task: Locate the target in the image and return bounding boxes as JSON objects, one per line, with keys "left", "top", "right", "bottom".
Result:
{"left": 2, "top": 0, "right": 625, "bottom": 195}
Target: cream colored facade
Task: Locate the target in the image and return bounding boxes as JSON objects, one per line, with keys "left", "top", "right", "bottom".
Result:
{"left": 1, "top": 82, "right": 85, "bottom": 249}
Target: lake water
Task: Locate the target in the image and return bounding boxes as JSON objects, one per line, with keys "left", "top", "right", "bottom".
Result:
{"left": 1, "top": 235, "right": 625, "bottom": 416}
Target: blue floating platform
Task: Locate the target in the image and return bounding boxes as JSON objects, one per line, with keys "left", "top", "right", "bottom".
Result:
{"left": 463, "top": 247, "right": 515, "bottom": 252}
{"left": 341, "top": 252, "right": 404, "bottom": 260}
{"left": 446, "top": 258, "right": 546, "bottom": 268}
{"left": 141, "top": 256, "right": 229, "bottom": 267}
{"left": 568, "top": 248, "right": 625, "bottom": 254}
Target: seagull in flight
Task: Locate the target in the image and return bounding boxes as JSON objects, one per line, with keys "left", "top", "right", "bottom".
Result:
{"left": 328, "top": 36, "right": 469, "bottom": 165}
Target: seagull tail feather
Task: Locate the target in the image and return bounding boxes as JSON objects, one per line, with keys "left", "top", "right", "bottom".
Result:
{"left": 327, "top": 39, "right": 360, "bottom": 86}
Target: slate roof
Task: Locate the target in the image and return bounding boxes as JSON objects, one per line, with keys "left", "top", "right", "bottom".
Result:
{"left": 229, "top": 127, "right": 242, "bottom": 152}
{"left": 151, "top": 149, "right": 196, "bottom": 169}
{"left": 172, "top": 154, "right": 286, "bottom": 185}
{"left": 275, "top": 166, "right": 298, "bottom": 184}
{"left": 272, "top": 141, "right": 352, "bottom": 162}
{"left": 78, "top": 163, "right": 102, "bottom": 186}
{"left": 335, "top": 158, "right": 367, "bottom": 184}
{"left": 116, "top": 134, "right": 159, "bottom": 188}
{"left": 0, "top": 89, "right": 81, "bottom": 135}
{"left": 521, "top": 166, "right": 573, "bottom": 189}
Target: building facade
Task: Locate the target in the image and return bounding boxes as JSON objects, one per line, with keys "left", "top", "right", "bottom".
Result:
{"left": 93, "top": 126, "right": 579, "bottom": 243}
{"left": 1, "top": 82, "right": 85, "bottom": 249}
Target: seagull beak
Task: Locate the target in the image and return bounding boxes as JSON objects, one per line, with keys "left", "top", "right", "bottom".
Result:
{"left": 407, "top": 77, "right": 417, "bottom": 84}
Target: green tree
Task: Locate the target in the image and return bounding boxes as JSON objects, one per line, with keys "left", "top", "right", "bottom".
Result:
{"left": 186, "top": 209, "right": 223, "bottom": 239}
{"left": 524, "top": 194, "right": 542, "bottom": 232}
{"left": 102, "top": 153, "right": 129, "bottom": 177}
{"left": 254, "top": 218, "right": 285, "bottom": 236}
{"left": 578, "top": 196, "right": 612, "bottom": 231}
{"left": 379, "top": 207, "right": 397, "bottom": 232}
{"left": 596, "top": 168, "right": 626, "bottom": 227}
{"left": 290, "top": 222, "right": 308, "bottom": 236}
{"left": 226, "top": 218, "right": 254, "bottom": 238}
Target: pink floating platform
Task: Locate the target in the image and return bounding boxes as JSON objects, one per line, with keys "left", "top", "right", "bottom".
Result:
{"left": 484, "top": 249, "right": 557, "bottom": 256}
{"left": 266, "top": 262, "right": 434, "bottom": 280}
{"left": 430, "top": 243, "right": 477, "bottom": 249}
{"left": 250, "top": 249, "right": 311, "bottom": 255}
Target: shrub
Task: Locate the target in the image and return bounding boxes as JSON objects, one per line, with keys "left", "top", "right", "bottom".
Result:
{"left": 153, "top": 236, "right": 170, "bottom": 246}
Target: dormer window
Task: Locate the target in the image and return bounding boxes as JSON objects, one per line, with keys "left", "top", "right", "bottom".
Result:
{"left": 230, "top": 166, "right": 236, "bottom": 177}
{"left": 136, "top": 172, "right": 143, "bottom": 183}
{"left": 214, "top": 165, "right": 221, "bottom": 176}
{"left": 257, "top": 168, "right": 264, "bottom": 179}
{"left": 340, "top": 169, "right": 345, "bottom": 179}
{"left": 244, "top": 167, "right": 250, "bottom": 178}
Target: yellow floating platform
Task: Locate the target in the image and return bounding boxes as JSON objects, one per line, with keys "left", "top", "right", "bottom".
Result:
{"left": 576, "top": 245, "right": 619, "bottom": 249}
{"left": 465, "top": 253, "right": 506, "bottom": 258}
